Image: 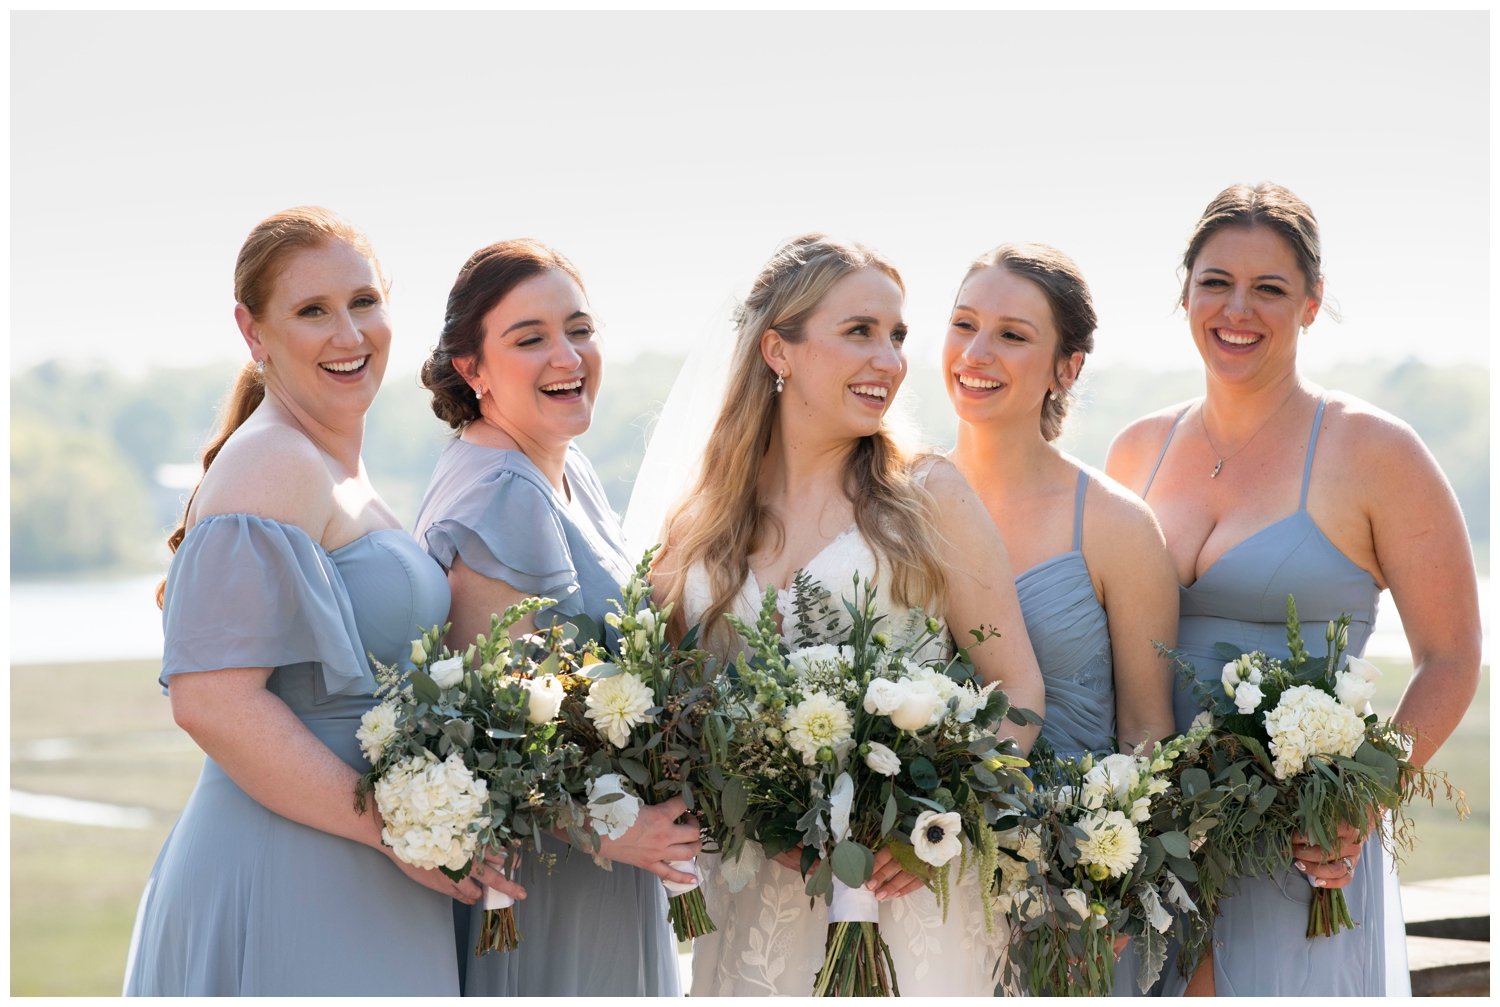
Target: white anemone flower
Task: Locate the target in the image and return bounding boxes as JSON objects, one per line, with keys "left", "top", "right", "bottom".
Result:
{"left": 911, "top": 809, "right": 963, "bottom": 867}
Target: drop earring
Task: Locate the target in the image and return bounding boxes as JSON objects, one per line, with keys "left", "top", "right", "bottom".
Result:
{"left": 774, "top": 371, "right": 785, "bottom": 394}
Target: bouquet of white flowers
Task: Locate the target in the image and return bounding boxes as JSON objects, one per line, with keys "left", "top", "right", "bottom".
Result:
{"left": 554, "top": 549, "right": 735, "bottom": 941}
{"left": 355, "top": 599, "right": 593, "bottom": 954}
{"left": 997, "top": 724, "right": 1212, "bottom": 996}
{"left": 1174, "top": 596, "right": 1465, "bottom": 946}
{"left": 714, "top": 572, "right": 1036, "bottom": 997}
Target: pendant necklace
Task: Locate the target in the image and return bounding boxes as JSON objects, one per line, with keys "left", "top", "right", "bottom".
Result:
{"left": 1199, "top": 386, "right": 1300, "bottom": 479}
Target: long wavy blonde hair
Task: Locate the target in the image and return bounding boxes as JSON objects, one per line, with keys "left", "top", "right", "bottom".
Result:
{"left": 655, "top": 233, "right": 947, "bottom": 643}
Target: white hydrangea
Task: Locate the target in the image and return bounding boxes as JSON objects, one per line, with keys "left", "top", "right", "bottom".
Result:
{"left": 1263, "top": 684, "right": 1367, "bottom": 780}
{"left": 585, "top": 671, "right": 655, "bottom": 748}
{"left": 783, "top": 691, "right": 854, "bottom": 766}
{"left": 374, "top": 751, "right": 488, "bottom": 872}
{"left": 1074, "top": 808, "right": 1143, "bottom": 879}
{"left": 357, "top": 700, "right": 400, "bottom": 763}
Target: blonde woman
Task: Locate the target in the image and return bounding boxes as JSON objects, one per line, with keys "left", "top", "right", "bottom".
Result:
{"left": 651, "top": 234, "right": 1045, "bottom": 996}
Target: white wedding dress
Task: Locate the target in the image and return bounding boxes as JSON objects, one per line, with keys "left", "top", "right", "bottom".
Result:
{"left": 682, "top": 525, "right": 1010, "bottom": 997}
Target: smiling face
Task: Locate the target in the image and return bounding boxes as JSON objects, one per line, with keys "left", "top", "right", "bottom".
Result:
{"left": 943, "top": 266, "right": 1075, "bottom": 433}
{"left": 237, "top": 239, "right": 391, "bottom": 423}
{"left": 1184, "top": 224, "right": 1321, "bottom": 388}
{"left": 766, "top": 266, "right": 907, "bottom": 443}
{"left": 461, "top": 268, "right": 600, "bottom": 448}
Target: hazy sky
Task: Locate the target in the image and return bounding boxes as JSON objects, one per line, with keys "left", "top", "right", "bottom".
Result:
{"left": 10, "top": 12, "right": 1490, "bottom": 384}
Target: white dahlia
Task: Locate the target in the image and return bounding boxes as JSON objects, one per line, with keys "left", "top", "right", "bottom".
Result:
{"left": 584, "top": 671, "right": 655, "bottom": 748}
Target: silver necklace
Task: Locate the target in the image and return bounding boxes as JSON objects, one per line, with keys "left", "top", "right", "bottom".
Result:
{"left": 1199, "top": 387, "right": 1300, "bottom": 479}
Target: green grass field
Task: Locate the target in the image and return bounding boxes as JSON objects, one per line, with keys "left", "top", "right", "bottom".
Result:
{"left": 8, "top": 656, "right": 1489, "bottom": 995}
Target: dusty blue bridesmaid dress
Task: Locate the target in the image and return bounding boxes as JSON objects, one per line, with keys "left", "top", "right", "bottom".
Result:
{"left": 414, "top": 438, "right": 680, "bottom": 997}
{"left": 1016, "top": 469, "right": 1116, "bottom": 757}
{"left": 1141, "top": 395, "right": 1400, "bottom": 996}
{"left": 123, "top": 514, "right": 459, "bottom": 995}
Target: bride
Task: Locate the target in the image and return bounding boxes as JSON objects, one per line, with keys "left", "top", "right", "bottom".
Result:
{"left": 648, "top": 234, "right": 1046, "bottom": 996}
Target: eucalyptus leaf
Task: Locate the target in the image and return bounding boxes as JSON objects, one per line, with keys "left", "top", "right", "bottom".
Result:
{"left": 830, "top": 839, "right": 875, "bottom": 888}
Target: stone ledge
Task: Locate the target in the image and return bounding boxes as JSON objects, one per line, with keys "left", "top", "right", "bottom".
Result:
{"left": 1403, "top": 874, "right": 1491, "bottom": 943}
{"left": 1407, "top": 935, "right": 1489, "bottom": 997}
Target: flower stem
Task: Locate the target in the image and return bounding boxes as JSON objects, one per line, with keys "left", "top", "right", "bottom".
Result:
{"left": 477, "top": 906, "right": 520, "bottom": 955}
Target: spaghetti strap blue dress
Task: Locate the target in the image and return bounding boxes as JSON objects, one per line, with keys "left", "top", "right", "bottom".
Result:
{"left": 1016, "top": 468, "right": 1115, "bottom": 757}
{"left": 1140, "top": 396, "right": 1403, "bottom": 996}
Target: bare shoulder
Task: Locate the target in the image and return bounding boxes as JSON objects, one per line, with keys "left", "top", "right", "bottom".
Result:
{"left": 191, "top": 421, "right": 337, "bottom": 539}
{"left": 1104, "top": 400, "right": 1194, "bottom": 488}
{"left": 911, "top": 454, "right": 977, "bottom": 506}
{"left": 1077, "top": 465, "right": 1169, "bottom": 562}
{"left": 1322, "top": 389, "right": 1424, "bottom": 452}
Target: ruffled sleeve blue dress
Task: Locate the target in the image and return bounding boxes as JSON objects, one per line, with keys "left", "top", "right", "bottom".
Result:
{"left": 413, "top": 437, "right": 680, "bottom": 997}
{"left": 1140, "top": 396, "right": 1403, "bottom": 996}
{"left": 122, "top": 514, "right": 459, "bottom": 995}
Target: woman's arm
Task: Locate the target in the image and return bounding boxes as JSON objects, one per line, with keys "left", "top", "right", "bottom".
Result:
{"left": 1087, "top": 480, "right": 1179, "bottom": 751}
{"left": 925, "top": 459, "right": 1046, "bottom": 750}
{"left": 1361, "top": 416, "right": 1481, "bottom": 766}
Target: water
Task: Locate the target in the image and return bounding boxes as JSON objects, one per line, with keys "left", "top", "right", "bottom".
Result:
{"left": 8, "top": 574, "right": 1492, "bottom": 667}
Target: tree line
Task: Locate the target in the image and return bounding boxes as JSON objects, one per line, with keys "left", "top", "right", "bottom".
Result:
{"left": 10, "top": 356, "right": 1489, "bottom": 578}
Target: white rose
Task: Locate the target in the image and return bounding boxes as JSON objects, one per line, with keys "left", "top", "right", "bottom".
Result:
{"left": 862, "top": 677, "right": 905, "bottom": 716}
{"left": 1220, "top": 660, "right": 1242, "bottom": 697}
{"left": 430, "top": 655, "right": 465, "bottom": 690}
{"left": 1079, "top": 780, "right": 1110, "bottom": 810}
{"left": 911, "top": 809, "right": 963, "bottom": 867}
{"left": 1345, "top": 654, "right": 1381, "bottom": 682}
{"left": 1334, "top": 668, "right": 1377, "bottom": 710}
{"left": 409, "top": 639, "right": 428, "bottom": 666}
{"left": 889, "top": 679, "right": 945, "bottom": 732}
{"left": 1233, "top": 680, "right": 1264, "bottom": 715}
{"left": 586, "top": 773, "right": 642, "bottom": 840}
{"left": 525, "top": 675, "right": 566, "bottom": 724}
{"left": 1084, "top": 753, "right": 1141, "bottom": 805}
{"left": 863, "top": 741, "right": 902, "bottom": 777}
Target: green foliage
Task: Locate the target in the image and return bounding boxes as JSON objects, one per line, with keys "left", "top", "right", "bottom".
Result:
{"left": 10, "top": 410, "right": 152, "bottom": 574}
{"left": 10, "top": 356, "right": 1487, "bottom": 578}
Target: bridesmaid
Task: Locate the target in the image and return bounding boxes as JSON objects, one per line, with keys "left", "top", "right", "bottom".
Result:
{"left": 124, "top": 208, "right": 521, "bottom": 995}
{"left": 1106, "top": 182, "right": 1481, "bottom": 995}
{"left": 944, "top": 243, "right": 1176, "bottom": 758}
{"left": 413, "top": 239, "right": 697, "bottom": 996}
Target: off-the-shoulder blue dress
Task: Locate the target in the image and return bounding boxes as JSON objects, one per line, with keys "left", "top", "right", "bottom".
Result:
{"left": 122, "top": 514, "right": 459, "bottom": 995}
{"left": 414, "top": 438, "right": 680, "bottom": 997}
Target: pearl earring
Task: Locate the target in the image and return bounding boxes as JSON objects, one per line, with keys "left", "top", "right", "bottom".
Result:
{"left": 774, "top": 371, "right": 785, "bottom": 395}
